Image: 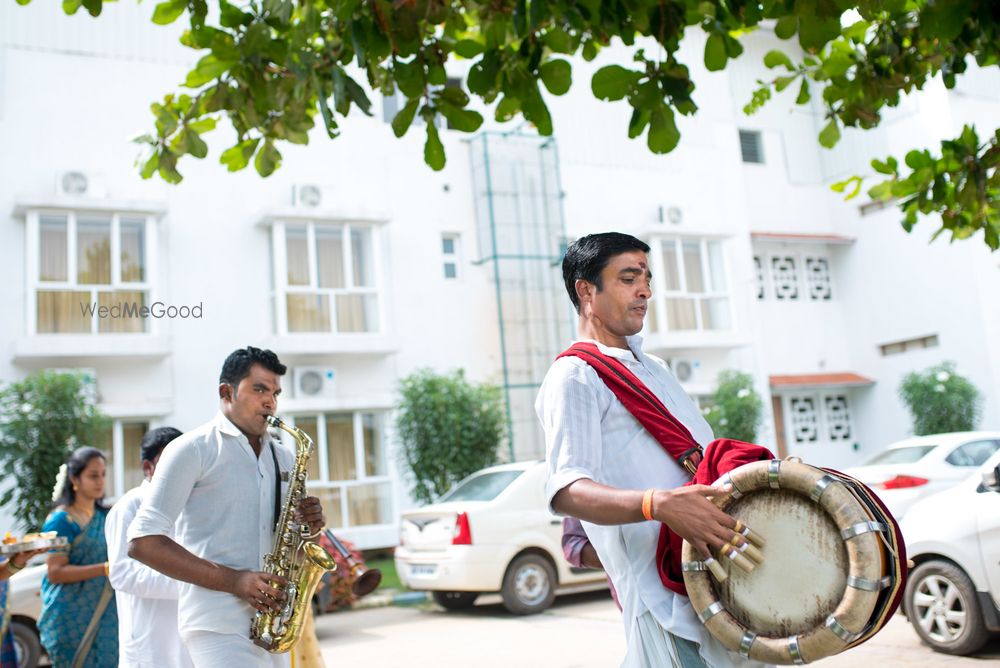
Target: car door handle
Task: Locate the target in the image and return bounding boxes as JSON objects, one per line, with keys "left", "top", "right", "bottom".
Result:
{"left": 550, "top": 520, "right": 561, "bottom": 526}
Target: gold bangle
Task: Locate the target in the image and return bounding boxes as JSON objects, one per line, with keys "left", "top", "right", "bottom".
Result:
{"left": 641, "top": 488, "right": 655, "bottom": 521}
{"left": 7, "top": 559, "right": 24, "bottom": 573}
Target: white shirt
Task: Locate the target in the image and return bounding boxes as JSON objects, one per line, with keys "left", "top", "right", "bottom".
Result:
{"left": 128, "top": 412, "right": 294, "bottom": 638}
{"left": 538, "top": 337, "right": 763, "bottom": 668}
{"left": 106, "top": 481, "right": 192, "bottom": 668}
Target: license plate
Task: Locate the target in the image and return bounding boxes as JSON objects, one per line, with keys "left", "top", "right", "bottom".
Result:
{"left": 410, "top": 563, "right": 438, "bottom": 577}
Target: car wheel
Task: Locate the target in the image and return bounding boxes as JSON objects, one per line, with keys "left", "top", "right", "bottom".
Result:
{"left": 432, "top": 591, "right": 479, "bottom": 610}
{"left": 501, "top": 553, "right": 556, "bottom": 615}
{"left": 904, "top": 560, "right": 991, "bottom": 655}
{"left": 11, "top": 621, "right": 41, "bottom": 668}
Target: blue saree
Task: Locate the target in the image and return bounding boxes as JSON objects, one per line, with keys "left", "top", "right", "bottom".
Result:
{"left": 1, "top": 579, "right": 16, "bottom": 668}
{"left": 39, "top": 508, "right": 117, "bottom": 668}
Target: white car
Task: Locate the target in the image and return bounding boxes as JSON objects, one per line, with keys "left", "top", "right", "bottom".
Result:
{"left": 394, "top": 461, "right": 607, "bottom": 615}
{"left": 845, "top": 431, "right": 1000, "bottom": 519}
{"left": 900, "top": 448, "right": 1000, "bottom": 655}
{"left": 7, "top": 560, "right": 47, "bottom": 668}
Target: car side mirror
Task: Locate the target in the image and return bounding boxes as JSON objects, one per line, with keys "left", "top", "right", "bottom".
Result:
{"left": 982, "top": 463, "right": 1000, "bottom": 493}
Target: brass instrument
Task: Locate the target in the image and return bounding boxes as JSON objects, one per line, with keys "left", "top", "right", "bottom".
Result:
{"left": 323, "top": 529, "right": 382, "bottom": 597}
{"left": 250, "top": 415, "right": 337, "bottom": 653}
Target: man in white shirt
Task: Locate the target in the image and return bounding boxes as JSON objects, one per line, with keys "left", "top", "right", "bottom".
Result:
{"left": 128, "top": 346, "right": 326, "bottom": 668}
{"left": 537, "top": 233, "right": 767, "bottom": 667}
{"left": 106, "top": 426, "right": 193, "bottom": 668}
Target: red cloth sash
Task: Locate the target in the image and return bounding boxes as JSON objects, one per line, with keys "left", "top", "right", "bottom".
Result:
{"left": 557, "top": 342, "right": 773, "bottom": 596}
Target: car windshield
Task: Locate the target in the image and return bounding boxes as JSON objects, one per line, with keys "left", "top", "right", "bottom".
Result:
{"left": 439, "top": 470, "right": 524, "bottom": 502}
{"left": 863, "top": 445, "right": 936, "bottom": 465}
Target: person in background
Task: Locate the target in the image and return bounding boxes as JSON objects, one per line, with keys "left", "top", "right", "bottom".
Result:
{"left": 39, "top": 446, "right": 118, "bottom": 667}
{"left": 561, "top": 517, "right": 620, "bottom": 610}
{"left": 106, "top": 426, "right": 192, "bottom": 668}
{"left": 0, "top": 546, "right": 48, "bottom": 668}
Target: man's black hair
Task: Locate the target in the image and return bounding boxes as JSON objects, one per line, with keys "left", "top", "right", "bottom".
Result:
{"left": 219, "top": 346, "right": 287, "bottom": 387}
{"left": 561, "top": 233, "right": 650, "bottom": 312}
{"left": 140, "top": 427, "right": 183, "bottom": 463}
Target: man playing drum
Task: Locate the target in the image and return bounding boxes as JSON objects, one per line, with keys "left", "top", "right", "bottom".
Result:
{"left": 537, "top": 233, "right": 770, "bottom": 667}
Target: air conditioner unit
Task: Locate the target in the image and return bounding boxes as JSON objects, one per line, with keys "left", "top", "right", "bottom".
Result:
{"left": 657, "top": 205, "right": 683, "bottom": 225}
{"left": 49, "top": 367, "right": 99, "bottom": 405}
{"left": 293, "top": 366, "right": 336, "bottom": 399}
{"left": 291, "top": 184, "right": 324, "bottom": 208}
{"left": 55, "top": 171, "right": 107, "bottom": 198}
{"left": 668, "top": 358, "right": 700, "bottom": 384}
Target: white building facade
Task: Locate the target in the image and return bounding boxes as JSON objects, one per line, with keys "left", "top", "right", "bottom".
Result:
{"left": 2, "top": 4, "right": 998, "bottom": 546}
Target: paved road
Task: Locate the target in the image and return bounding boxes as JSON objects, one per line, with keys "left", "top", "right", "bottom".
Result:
{"left": 315, "top": 591, "right": 1000, "bottom": 666}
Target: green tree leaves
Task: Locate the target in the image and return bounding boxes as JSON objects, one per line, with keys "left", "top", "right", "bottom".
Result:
{"left": 702, "top": 371, "right": 763, "bottom": 443}
{"left": 899, "top": 362, "right": 982, "bottom": 436}
{"left": 395, "top": 369, "right": 505, "bottom": 505}
{"left": 0, "top": 371, "right": 110, "bottom": 531}
{"left": 20, "top": 0, "right": 1000, "bottom": 249}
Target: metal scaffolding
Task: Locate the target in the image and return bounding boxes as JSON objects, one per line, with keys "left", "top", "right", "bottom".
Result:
{"left": 469, "top": 131, "right": 573, "bottom": 462}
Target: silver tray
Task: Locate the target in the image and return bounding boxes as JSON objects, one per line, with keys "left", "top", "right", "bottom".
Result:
{"left": 0, "top": 536, "right": 68, "bottom": 555}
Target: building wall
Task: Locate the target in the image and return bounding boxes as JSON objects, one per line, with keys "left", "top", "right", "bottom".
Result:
{"left": 2, "top": 5, "right": 998, "bottom": 541}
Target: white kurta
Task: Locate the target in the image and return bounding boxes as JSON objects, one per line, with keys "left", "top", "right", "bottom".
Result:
{"left": 537, "top": 336, "right": 768, "bottom": 668}
{"left": 106, "top": 481, "right": 193, "bottom": 668}
{"left": 128, "top": 412, "right": 293, "bottom": 662}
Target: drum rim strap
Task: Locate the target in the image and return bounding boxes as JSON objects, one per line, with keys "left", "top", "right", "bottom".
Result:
{"left": 847, "top": 574, "right": 893, "bottom": 591}
{"left": 739, "top": 631, "right": 757, "bottom": 658}
{"left": 699, "top": 601, "right": 725, "bottom": 623}
{"left": 810, "top": 474, "right": 836, "bottom": 503}
{"left": 768, "top": 460, "right": 781, "bottom": 489}
{"left": 681, "top": 561, "right": 707, "bottom": 572}
{"left": 826, "top": 615, "right": 860, "bottom": 642}
{"left": 841, "top": 520, "right": 886, "bottom": 540}
{"left": 787, "top": 635, "right": 805, "bottom": 665}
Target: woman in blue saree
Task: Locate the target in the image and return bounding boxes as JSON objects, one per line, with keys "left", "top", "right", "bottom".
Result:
{"left": 39, "top": 447, "right": 118, "bottom": 668}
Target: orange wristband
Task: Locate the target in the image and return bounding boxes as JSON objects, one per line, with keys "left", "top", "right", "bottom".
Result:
{"left": 641, "top": 488, "right": 655, "bottom": 521}
{"left": 103, "top": 562, "right": 109, "bottom": 577}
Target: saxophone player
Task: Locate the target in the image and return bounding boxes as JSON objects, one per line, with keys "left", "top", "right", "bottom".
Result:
{"left": 128, "top": 346, "right": 325, "bottom": 668}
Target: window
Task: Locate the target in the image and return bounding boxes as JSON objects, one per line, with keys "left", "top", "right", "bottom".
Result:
{"left": 96, "top": 419, "right": 151, "bottom": 500}
{"left": 654, "top": 238, "right": 731, "bottom": 332}
{"left": 862, "top": 445, "right": 936, "bottom": 466}
{"left": 283, "top": 412, "right": 392, "bottom": 528}
{"left": 440, "top": 470, "right": 524, "bottom": 502}
{"left": 739, "top": 130, "right": 764, "bottom": 164}
{"left": 273, "top": 222, "right": 380, "bottom": 334}
{"left": 879, "top": 334, "right": 939, "bottom": 357}
{"left": 786, "top": 393, "right": 853, "bottom": 446}
{"left": 758, "top": 253, "right": 834, "bottom": 301}
{"left": 30, "top": 212, "right": 152, "bottom": 334}
{"left": 945, "top": 440, "right": 1000, "bottom": 467}
{"left": 770, "top": 256, "right": 799, "bottom": 300}
{"left": 442, "top": 233, "right": 460, "bottom": 279}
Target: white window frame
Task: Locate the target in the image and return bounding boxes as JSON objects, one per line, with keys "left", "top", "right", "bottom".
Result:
{"left": 285, "top": 411, "right": 394, "bottom": 529}
{"left": 271, "top": 220, "right": 383, "bottom": 336}
{"left": 649, "top": 236, "right": 732, "bottom": 333}
{"left": 25, "top": 209, "right": 157, "bottom": 335}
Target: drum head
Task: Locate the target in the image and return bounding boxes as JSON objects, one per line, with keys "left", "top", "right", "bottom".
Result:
{"left": 718, "top": 489, "right": 848, "bottom": 636}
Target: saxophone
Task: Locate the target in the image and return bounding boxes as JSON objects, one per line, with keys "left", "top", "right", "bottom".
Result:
{"left": 250, "top": 415, "right": 337, "bottom": 653}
